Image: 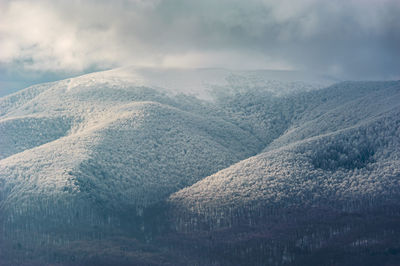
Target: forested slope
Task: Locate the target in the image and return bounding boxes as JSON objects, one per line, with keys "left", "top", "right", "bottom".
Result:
{"left": 168, "top": 81, "right": 400, "bottom": 265}
{"left": 1, "top": 68, "right": 398, "bottom": 265}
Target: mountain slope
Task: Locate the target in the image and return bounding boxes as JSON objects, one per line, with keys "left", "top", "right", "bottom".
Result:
{"left": 167, "top": 81, "right": 400, "bottom": 265}
{"left": 2, "top": 68, "right": 282, "bottom": 241}
{"left": 0, "top": 68, "right": 331, "bottom": 246}
{"left": 2, "top": 68, "right": 398, "bottom": 265}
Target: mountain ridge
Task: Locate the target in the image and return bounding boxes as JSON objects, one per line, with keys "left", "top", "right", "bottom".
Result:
{"left": 0, "top": 67, "right": 399, "bottom": 265}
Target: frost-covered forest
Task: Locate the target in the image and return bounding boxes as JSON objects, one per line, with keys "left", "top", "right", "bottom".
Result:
{"left": 0, "top": 67, "right": 399, "bottom": 265}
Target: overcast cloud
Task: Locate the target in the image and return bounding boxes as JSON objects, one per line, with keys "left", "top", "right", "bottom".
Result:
{"left": 0, "top": 0, "right": 399, "bottom": 93}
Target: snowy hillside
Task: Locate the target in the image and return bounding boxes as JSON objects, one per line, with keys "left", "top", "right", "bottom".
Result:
{"left": 0, "top": 67, "right": 330, "bottom": 231}
{"left": 0, "top": 68, "right": 270, "bottom": 235}
{"left": 170, "top": 80, "right": 400, "bottom": 217}
{"left": 168, "top": 80, "right": 400, "bottom": 265}
{"left": 171, "top": 90, "right": 400, "bottom": 211}
{"left": 1, "top": 68, "right": 399, "bottom": 265}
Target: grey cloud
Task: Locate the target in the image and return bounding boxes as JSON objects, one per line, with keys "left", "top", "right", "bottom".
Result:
{"left": 0, "top": 0, "right": 399, "bottom": 82}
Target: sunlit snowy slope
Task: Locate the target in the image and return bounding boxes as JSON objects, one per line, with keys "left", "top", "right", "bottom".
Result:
{"left": 168, "top": 80, "right": 400, "bottom": 265}
{"left": 0, "top": 67, "right": 330, "bottom": 237}
{"left": 1, "top": 67, "right": 398, "bottom": 265}
{"left": 171, "top": 81, "right": 400, "bottom": 213}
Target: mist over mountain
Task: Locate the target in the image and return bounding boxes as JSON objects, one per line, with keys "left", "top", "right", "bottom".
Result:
{"left": 0, "top": 67, "right": 399, "bottom": 265}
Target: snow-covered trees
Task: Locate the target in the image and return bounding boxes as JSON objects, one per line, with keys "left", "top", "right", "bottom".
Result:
{"left": 0, "top": 67, "right": 399, "bottom": 265}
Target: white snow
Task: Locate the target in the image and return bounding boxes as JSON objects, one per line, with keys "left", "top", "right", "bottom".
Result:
{"left": 3, "top": 66, "right": 395, "bottom": 243}
{"left": 170, "top": 81, "right": 400, "bottom": 221}
{"left": 2, "top": 67, "right": 332, "bottom": 225}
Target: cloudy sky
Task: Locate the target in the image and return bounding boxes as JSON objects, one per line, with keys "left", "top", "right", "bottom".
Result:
{"left": 0, "top": 0, "right": 399, "bottom": 95}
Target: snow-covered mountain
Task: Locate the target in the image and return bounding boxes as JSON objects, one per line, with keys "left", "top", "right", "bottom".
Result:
{"left": 170, "top": 81, "right": 400, "bottom": 213}
{"left": 0, "top": 67, "right": 399, "bottom": 265}
{"left": 168, "top": 80, "right": 400, "bottom": 265}
{"left": 0, "top": 67, "right": 331, "bottom": 216}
